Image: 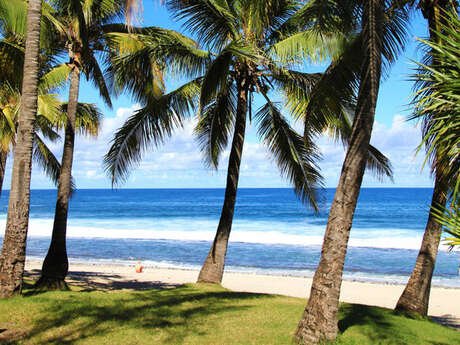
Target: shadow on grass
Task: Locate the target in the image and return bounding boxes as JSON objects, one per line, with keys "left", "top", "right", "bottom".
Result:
{"left": 5, "top": 284, "right": 273, "bottom": 345}
{"left": 430, "top": 315, "right": 460, "bottom": 331}
{"left": 339, "top": 304, "right": 392, "bottom": 331}
{"left": 338, "top": 304, "right": 459, "bottom": 345}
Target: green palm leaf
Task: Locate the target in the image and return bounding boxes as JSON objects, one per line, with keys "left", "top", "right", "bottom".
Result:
{"left": 33, "top": 133, "right": 76, "bottom": 193}
{"left": 58, "top": 102, "right": 102, "bottom": 137}
{"left": 38, "top": 63, "right": 72, "bottom": 94}
{"left": 104, "top": 79, "right": 200, "bottom": 185}
{"left": 199, "top": 48, "right": 233, "bottom": 110}
{"left": 255, "top": 100, "right": 323, "bottom": 211}
{"left": 0, "top": 40, "right": 25, "bottom": 89}
{"left": 195, "top": 82, "right": 237, "bottom": 169}
{"left": 167, "top": 0, "right": 238, "bottom": 50}
{"left": 269, "top": 28, "right": 345, "bottom": 64}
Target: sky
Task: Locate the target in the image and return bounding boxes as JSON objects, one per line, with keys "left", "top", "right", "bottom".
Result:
{"left": 3, "top": 3, "right": 435, "bottom": 190}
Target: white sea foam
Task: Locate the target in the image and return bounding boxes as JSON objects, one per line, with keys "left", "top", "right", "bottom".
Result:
{"left": 3, "top": 217, "right": 456, "bottom": 252}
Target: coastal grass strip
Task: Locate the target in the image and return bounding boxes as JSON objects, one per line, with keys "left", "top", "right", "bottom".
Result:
{"left": 0, "top": 283, "right": 458, "bottom": 344}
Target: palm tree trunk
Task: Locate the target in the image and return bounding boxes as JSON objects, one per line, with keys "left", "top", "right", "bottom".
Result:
{"left": 197, "top": 75, "right": 248, "bottom": 284}
{"left": 35, "top": 62, "right": 80, "bottom": 290}
{"left": 0, "top": 0, "right": 42, "bottom": 298}
{"left": 294, "top": 1, "right": 383, "bottom": 343}
{"left": 395, "top": 173, "right": 447, "bottom": 315}
{"left": 393, "top": 0, "right": 455, "bottom": 317}
{"left": 0, "top": 151, "right": 7, "bottom": 195}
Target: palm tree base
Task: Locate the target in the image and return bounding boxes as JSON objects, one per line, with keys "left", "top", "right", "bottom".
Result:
{"left": 197, "top": 260, "right": 223, "bottom": 284}
{"left": 34, "top": 276, "right": 69, "bottom": 291}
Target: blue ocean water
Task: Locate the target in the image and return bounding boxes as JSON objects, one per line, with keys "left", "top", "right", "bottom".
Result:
{"left": 0, "top": 188, "right": 458, "bottom": 287}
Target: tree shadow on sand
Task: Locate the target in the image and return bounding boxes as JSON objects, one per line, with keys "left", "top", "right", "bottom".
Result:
{"left": 24, "top": 268, "right": 178, "bottom": 292}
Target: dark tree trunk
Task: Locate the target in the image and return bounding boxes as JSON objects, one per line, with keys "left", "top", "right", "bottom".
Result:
{"left": 395, "top": 174, "right": 447, "bottom": 315}
{"left": 197, "top": 75, "right": 248, "bottom": 284}
{"left": 295, "top": 1, "right": 383, "bottom": 343}
{"left": 394, "top": 0, "right": 456, "bottom": 316}
{"left": 0, "top": 151, "right": 7, "bottom": 196}
{"left": 35, "top": 61, "right": 80, "bottom": 290}
{"left": 0, "top": 0, "right": 42, "bottom": 298}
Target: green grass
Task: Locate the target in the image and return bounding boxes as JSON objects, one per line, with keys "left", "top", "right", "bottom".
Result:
{"left": 0, "top": 283, "right": 458, "bottom": 345}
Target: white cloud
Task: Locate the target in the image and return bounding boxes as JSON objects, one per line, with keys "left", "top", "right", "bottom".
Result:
{"left": 1, "top": 106, "right": 433, "bottom": 190}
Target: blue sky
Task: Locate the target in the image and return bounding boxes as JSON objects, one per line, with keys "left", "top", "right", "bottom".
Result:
{"left": 4, "top": 3, "right": 435, "bottom": 190}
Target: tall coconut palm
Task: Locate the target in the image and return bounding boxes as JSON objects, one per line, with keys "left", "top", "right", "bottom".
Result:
{"left": 295, "top": 1, "right": 410, "bottom": 343}
{"left": 0, "top": 0, "right": 43, "bottom": 298}
{"left": 0, "top": 31, "right": 90, "bottom": 196}
{"left": 104, "top": 0, "right": 393, "bottom": 286}
{"left": 395, "top": 3, "right": 459, "bottom": 316}
{"left": 34, "top": 0, "right": 132, "bottom": 289}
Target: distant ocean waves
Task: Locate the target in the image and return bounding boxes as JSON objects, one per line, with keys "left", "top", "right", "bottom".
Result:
{"left": 1, "top": 217, "right": 458, "bottom": 288}
{"left": 23, "top": 236, "right": 459, "bottom": 288}
{"left": 0, "top": 188, "right": 459, "bottom": 287}
{"left": 6, "top": 217, "right": 450, "bottom": 251}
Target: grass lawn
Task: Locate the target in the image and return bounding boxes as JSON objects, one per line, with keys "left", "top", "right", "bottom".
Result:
{"left": 0, "top": 283, "right": 458, "bottom": 345}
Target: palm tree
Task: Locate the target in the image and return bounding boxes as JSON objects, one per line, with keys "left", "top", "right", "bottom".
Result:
{"left": 0, "top": 37, "right": 89, "bottom": 196}
{"left": 35, "top": 0, "right": 131, "bottom": 289}
{"left": 0, "top": 0, "right": 43, "bottom": 298}
{"left": 0, "top": 82, "right": 64, "bottom": 194}
{"left": 104, "top": 0, "right": 393, "bottom": 286}
{"left": 294, "top": 1, "right": 410, "bottom": 343}
{"left": 395, "top": 3, "right": 459, "bottom": 316}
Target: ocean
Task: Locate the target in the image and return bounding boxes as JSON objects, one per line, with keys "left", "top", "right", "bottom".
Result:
{"left": 0, "top": 188, "right": 458, "bottom": 287}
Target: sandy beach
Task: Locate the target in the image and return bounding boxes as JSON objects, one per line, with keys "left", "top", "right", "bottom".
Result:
{"left": 24, "top": 260, "right": 460, "bottom": 326}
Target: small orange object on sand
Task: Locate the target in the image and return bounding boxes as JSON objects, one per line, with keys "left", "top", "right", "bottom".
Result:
{"left": 135, "top": 261, "right": 143, "bottom": 273}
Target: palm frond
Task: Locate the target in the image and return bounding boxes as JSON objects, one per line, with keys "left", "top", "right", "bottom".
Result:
{"left": 199, "top": 48, "right": 232, "bottom": 110}
{"left": 242, "top": 0, "right": 301, "bottom": 41}
{"left": 35, "top": 114, "right": 61, "bottom": 142}
{"left": 195, "top": 82, "right": 237, "bottom": 168}
{"left": 37, "top": 93, "right": 62, "bottom": 124}
{"left": 104, "top": 79, "right": 200, "bottom": 185}
{"left": 409, "top": 10, "right": 460, "bottom": 200}
{"left": 0, "top": 40, "right": 25, "bottom": 89}
{"left": 33, "top": 133, "right": 76, "bottom": 193}
{"left": 58, "top": 102, "right": 102, "bottom": 137}
{"left": 84, "top": 52, "right": 112, "bottom": 107}
{"left": 38, "top": 63, "right": 72, "bottom": 94}
{"left": 366, "top": 144, "right": 393, "bottom": 181}
{"left": 431, "top": 201, "right": 460, "bottom": 250}
{"left": 269, "top": 28, "right": 345, "bottom": 64}
{"left": 167, "top": 0, "right": 237, "bottom": 50}
{"left": 107, "top": 29, "right": 209, "bottom": 102}
{"left": 255, "top": 100, "right": 323, "bottom": 211}
{"left": 0, "top": 0, "right": 27, "bottom": 37}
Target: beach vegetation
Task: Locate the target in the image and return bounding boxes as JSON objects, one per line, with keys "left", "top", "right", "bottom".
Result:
{"left": 0, "top": 283, "right": 459, "bottom": 344}
{"left": 395, "top": 3, "right": 459, "bottom": 317}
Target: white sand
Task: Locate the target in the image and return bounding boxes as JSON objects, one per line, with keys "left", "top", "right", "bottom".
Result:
{"left": 24, "top": 260, "right": 460, "bottom": 323}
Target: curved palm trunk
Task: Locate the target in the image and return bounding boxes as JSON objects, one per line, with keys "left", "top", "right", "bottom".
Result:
{"left": 0, "top": 151, "right": 7, "bottom": 195}
{"left": 395, "top": 173, "right": 447, "bottom": 315}
{"left": 35, "top": 63, "right": 80, "bottom": 290}
{"left": 0, "top": 0, "right": 42, "bottom": 298}
{"left": 197, "top": 76, "right": 248, "bottom": 284}
{"left": 295, "top": 1, "right": 383, "bottom": 343}
{"left": 394, "top": 0, "right": 456, "bottom": 315}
